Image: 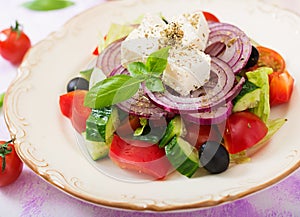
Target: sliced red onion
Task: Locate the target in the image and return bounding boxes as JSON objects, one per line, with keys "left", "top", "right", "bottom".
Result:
{"left": 145, "top": 57, "right": 237, "bottom": 113}
{"left": 205, "top": 22, "right": 252, "bottom": 74}
{"left": 117, "top": 89, "right": 170, "bottom": 119}
{"left": 205, "top": 41, "right": 226, "bottom": 57}
{"left": 96, "top": 38, "right": 124, "bottom": 76}
{"left": 182, "top": 102, "right": 233, "bottom": 125}
{"left": 109, "top": 64, "right": 128, "bottom": 77}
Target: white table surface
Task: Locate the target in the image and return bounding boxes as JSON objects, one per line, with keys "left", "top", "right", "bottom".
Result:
{"left": 0, "top": 0, "right": 300, "bottom": 216}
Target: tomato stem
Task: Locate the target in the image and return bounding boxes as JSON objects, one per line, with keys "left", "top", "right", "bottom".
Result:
{"left": 0, "top": 140, "right": 13, "bottom": 172}
{"left": 11, "top": 20, "right": 22, "bottom": 39}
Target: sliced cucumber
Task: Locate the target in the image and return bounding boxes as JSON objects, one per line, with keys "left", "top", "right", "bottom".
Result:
{"left": 165, "top": 136, "right": 199, "bottom": 178}
{"left": 82, "top": 132, "right": 109, "bottom": 160}
{"left": 233, "top": 88, "right": 261, "bottom": 112}
{"left": 159, "top": 116, "right": 185, "bottom": 148}
{"left": 233, "top": 80, "right": 261, "bottom": 112}
{"left": 86, "top": 106, "right": 119, "bottom": 145}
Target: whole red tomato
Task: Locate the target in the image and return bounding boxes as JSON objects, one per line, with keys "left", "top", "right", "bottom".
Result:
{"left": 0, "top": 21, "right": 31, "bottom": 65}
{"left": 0, "top": 141, "right": 23, "bottom": 187}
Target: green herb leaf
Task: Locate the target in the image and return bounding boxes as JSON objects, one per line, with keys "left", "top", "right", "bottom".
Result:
{"left": 146, "top": 77, "right": 165, "bottom": 92}
{"left": 0, "top": 93, "right": 5, "bottom": 108}
{"left": 22, "top": 0, "right": 74, "bottom": 11}
{"left": 127, "top": 62, "right": 147, "bottom": 77}
{"left": 84, "top": 75, "right": 145, "bottom": 109}
{"left": 146, "top": 46, "right": 170, "bottom": 75}
{"left": 134, "top": 118, "right": 148, "bottom": 136}
{"left": 80, "top": 68, "right": 94, "bottom": 81}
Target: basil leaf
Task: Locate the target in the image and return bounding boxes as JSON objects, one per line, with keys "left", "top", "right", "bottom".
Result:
{"left": 0, "top": 93, "right": 4, "bottom": 108}
{"left": 146, "top": 77, "right": 165, "bottom": 92}
{"left": 146, "top": 46, "right": 170, "bottom": 75}
{"left": 84, "top": 75, "right": 144, "bottom": 109}
{"left": 22, "top": 0, "right": 74, "bottom": 11}
{"left": 127, "top": 62, "right": 147, "bottom": 77}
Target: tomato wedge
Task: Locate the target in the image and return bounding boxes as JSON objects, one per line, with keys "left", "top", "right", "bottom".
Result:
{"left": 203, "top": 11, "right": 220, "bottom": 22}
{"left": 223, "top": 111, "right": 268, "bottom": 154}
{"left": 256, "top": 46, "right": 286, "bottom": 74}
{"left": 254, "top": 46, "right": 294, "bottom": 106}
{"left": 109, "top": 134, "right": 172, "bottom": 179}
{"left": 59, "top": 90, "right": 91, "bottom": 133}
{"left": 269, "top": 70, "right": 294, "bottom": 106}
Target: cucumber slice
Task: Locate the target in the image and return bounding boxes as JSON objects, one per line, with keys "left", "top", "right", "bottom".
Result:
{"left": 233, "top": 80, "right": 261, "bottom": 112}
{"left": 159, "top": 116, "right": 185, "bottom": 148}
{"left": 165, "top": 136, "right": 199, "bottom": 178}
{"left": 86, "top": 106, "right": 119, "bottom": 145}
{"left": 233, "top": 88, "right": 261, "bottom": 112}
{"left": 82, "top": 133, "right": 109, "bottom": 160}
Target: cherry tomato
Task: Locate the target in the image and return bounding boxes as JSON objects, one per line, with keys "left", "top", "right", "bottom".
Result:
{"left": 256, "top": 46, "right": 286, "bottom": 74}
{"left": 184, "top": 123, "right": 222, "bottom": 150}
{"left": 109, "top": 134, "right": 172, "bottom": 179}
{"left": 0, "top": 21, "right": 31, "bottom": 65}
{"left": 269, "top": 70, "right": 294, "bottom": 106}
{"left": 203, "top": 11, "right": 220, "bottom": 22}
{"left": 59, "top": 90, "right": 91, "bottom": 133}
{"left": 0, "top": 141, "right": 23, "bottom": 187}
{"left": 223, "top": 111, "right": 268, "bottom": 154}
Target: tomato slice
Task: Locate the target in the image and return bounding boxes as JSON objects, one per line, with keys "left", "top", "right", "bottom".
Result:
{"left": 256, "top": 46, "right": 286, "bottom": 73}
{"left": 269, "top": 70, "right": 294, "bottom": 106}
{"left": 203, "top": 11, "right": 220, "bottom": 22}
{"left": 59, "top": 90, "right": 91, "bottom": 133}
{"left": 109, "top": 134, "right": 172, "bottom": 179}
{"left": 223, "top": 111, "right": 268, "bottom": 154}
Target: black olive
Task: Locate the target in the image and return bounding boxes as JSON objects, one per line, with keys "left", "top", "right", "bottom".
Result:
{"left": 245, "top": 46, "right": 259, "bottom": 68}
{"left": 67, "top": 77, "right": 89, "bottom": 92}
{"left": 199, "top": 141, "right": 229, "bottom": 174}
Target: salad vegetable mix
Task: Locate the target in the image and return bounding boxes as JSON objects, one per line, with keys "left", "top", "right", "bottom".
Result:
{"left": 59, "top": 11, "right": 294, "bottom": 179}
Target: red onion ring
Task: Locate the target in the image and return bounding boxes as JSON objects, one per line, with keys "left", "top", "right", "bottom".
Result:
{"left": 144, "top": 57, "right": 238, "bottom": 113}
{"left": 205, "top": 22, "right": 252, "bottom": 74}
{"left": 182, "top": 102, "right": 233, "bottom": 125}
{"left": 96, "top": 38, "right": 124, "bottom": 76}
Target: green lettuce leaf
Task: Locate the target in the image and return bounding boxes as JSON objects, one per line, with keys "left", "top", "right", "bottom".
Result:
{"left": 246, "top": 67, "right": 273, "bottom": 122}
{"left": 97, "top": 23, "right": 134, "bottom": 53}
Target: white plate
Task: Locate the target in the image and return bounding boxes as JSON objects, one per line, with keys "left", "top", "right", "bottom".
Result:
{"left": 4, "top": 0, "right": 300, "bottom": 211}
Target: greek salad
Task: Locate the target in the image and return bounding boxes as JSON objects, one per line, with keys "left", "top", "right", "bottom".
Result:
{"left": 59, "top": 11, "right": 294, "bottom": 180}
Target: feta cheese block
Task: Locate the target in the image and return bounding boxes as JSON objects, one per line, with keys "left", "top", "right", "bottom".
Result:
{"left": 121, "top": 13, "right": 165, "bottom": 66}
{"left": 163, "top": 46, "right": 211, "bottom": 96}
{"left": 121, "top": 12, "right": 211, "bottom": 95}
{"left": 169, "top": 12, "right": 210, "bottom": 51}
